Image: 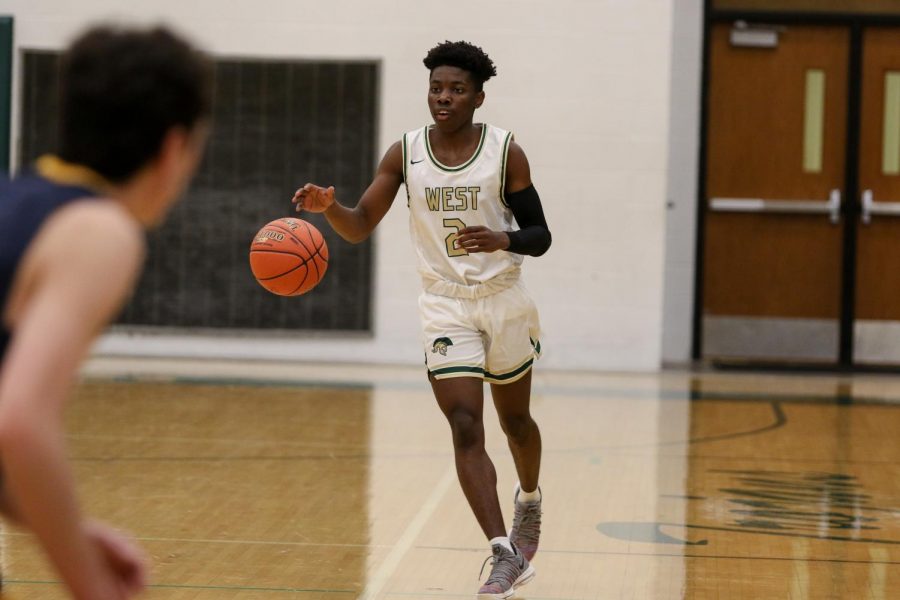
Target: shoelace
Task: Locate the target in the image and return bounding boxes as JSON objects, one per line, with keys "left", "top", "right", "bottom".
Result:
{"left": 513, "top": 502, "right": 542, "bottom": 537}
{"left": 478, "top": 547, "right": 521, "bottom": 584}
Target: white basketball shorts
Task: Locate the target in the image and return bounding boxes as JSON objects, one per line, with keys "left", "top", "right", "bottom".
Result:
{"left": 419, "top": 280, "right": 542, "bottom": 384}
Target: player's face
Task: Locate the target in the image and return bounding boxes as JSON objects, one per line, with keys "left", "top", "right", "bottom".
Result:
{"left": 428, "top": 66, "right": 484, "bottom": 130}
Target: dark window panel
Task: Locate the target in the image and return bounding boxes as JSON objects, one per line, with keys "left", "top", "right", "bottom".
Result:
{"left": 20, "top": 53, "right": 377, "bottom": 331}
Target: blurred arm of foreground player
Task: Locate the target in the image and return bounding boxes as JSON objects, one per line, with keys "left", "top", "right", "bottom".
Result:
{"left": 0, "top": 200, "right": 149, "bottom": 600}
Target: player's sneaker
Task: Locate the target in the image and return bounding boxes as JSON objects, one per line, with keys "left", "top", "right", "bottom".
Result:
{"left": 477, "top": 543, "right": 535, "bottom": 599}
{"left": 509, "top": 484, "right": 541, "bottom": 561}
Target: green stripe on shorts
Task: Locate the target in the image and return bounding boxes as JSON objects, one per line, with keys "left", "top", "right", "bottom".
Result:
{"left": 430, "top": 365, "right": 485, "bottom": 378}
{"left": 485, "top": 358, "right": 534, "bottom": 382}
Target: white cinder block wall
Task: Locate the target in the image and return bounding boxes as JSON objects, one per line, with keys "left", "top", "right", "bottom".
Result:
{"left": 5, "top": 0, "right": 677, "bottom": 371}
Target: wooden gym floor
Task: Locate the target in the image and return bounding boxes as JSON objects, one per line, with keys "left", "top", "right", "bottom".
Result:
{"left": 1, "top": 357, "right": 899, "bottom": 599}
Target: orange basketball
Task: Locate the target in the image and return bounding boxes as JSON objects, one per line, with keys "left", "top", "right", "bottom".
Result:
{"left": 249, "top": 218, "right": 329, "bottom": 296}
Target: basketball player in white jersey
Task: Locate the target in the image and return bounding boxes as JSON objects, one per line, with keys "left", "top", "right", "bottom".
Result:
{"left": 292, "top": 41, "right": 551, "bottom": 599}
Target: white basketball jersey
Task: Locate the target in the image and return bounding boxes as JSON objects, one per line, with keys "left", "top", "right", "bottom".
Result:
{"left": 402, "top": 124, "right": 523, "bottom": 299}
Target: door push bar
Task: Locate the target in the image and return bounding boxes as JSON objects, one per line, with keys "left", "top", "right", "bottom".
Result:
{"left": 709, "top": 189, "right": 842, "bottom": 224}
{"left": 861, "top": 189, "right": 900, "bottom": 224}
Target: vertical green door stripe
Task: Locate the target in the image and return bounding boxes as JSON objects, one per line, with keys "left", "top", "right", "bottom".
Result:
{"left": 0, "top": 17, "right": 12, "bottom": 174}
{"left": 883, "top": 72, "right": 900, "bottom": 176}
{"left": 499, "top": 132, "right": 513, "bottom": 206}
{"left": 803, "top": 69, "right": 825, "bottom": 174}
{"left": 424, "top": 124, "right": 487, "bottom": 172}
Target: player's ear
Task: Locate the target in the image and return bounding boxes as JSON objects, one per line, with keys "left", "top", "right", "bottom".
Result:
{"left": 475, "top": 90, "right": 485, "bottom": 109}
{"left": 158, "top": 123, "right": 208, "bottom": 183}
{"left": 144, "top": 125, "right": 206, "bottom": 226}
{"left": 156, "top": 126, "right": 190, "bottom": 175}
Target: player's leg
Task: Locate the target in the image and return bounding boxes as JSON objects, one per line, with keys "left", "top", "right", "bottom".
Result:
{"left": 490, "top": 371, "right": 543, "bottom": 563}
{"left": 490, "top": 371, "right": 541, "bottom": 494}
{"left": 421, "top": 290, "right": 534, "bottom": 598}
{"left": 481, "top": 282, "right": 543, "bottom": 564}
{"left": 431, "top": 375, "right": 534, "bottom": 600}
{"left": 430, "top": 375, "right": 506, "bottom": 539}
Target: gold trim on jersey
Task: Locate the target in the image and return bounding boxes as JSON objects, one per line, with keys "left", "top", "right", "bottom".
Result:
{"left": 35, "top": 155, "right": 112, "bottom": 193}
{"left": 424, "top": 124, "right": 488, "bottom": 172}
{"left": 499, "top": 132, "right": 514, "bottom": 206}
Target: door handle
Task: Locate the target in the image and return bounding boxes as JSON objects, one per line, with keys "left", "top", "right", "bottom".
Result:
{"left": 860, "top": 189, "right": 900, "bottom": 224}
{"left": 710, "top": 189, "right": 841, "bottom": 224}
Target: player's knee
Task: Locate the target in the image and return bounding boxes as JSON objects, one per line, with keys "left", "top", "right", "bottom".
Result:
{"left": 447, "top": 409, "right": 483, "bottom": 450}
{"left": 500, "top": 413, "right": 533, "bottom": 445}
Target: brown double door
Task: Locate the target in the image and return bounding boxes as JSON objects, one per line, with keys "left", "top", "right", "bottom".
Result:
{"left": 702, "top": 23, "right": 900, "bottom": 366}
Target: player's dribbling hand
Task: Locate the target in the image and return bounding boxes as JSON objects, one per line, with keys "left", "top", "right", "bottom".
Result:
{"left": 456, "top": 226, "right": 510, "bottom": 253}
{"left": 292, "top": 184, "right": 335, "bottom": 213}
{"left": 84, "top": 519, "right": 149, "bottom": 598}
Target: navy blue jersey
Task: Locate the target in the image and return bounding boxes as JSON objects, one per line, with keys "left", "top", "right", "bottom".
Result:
{"left": 0, "top": 172, "right": 95, "bottom": 361}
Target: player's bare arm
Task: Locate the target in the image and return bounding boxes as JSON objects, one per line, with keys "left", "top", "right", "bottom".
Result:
{"left": 292, "top": 141, "right": 405, "bottom": 243}
{"left": 457, "top": 141, "right": 551, "bottom": 256}
{"left": 0, "top": 201, "right": 147, "bottom": 599}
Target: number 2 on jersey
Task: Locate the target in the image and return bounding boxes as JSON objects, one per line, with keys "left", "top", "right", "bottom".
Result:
{"left": 443, "top": 218, "right": 467, "bottom": 257}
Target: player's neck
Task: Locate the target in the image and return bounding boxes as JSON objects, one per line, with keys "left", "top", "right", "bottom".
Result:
{"left": 115, "top": 169, "right": 171, "bottom": 228}
{"left": 429, "top": 122, "right": 482, "bottom": 151}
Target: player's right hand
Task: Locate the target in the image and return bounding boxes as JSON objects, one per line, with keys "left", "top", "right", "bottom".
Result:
{"left": 83, "top": 519, "right": 148, "bottom": 599}
{"left": 292, "top": 184, "right": 335, "bottom": 213}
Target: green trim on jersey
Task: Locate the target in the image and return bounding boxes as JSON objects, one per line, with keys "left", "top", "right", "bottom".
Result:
{"left": 401, "top": 134, "right": 411, "bottom": 207}
{"left": 402, "top": 134, "right": 408, "bottom": 181}
{"left": 499, "top": 132, "right": 514, "bottom": 207}
{"left": 424, "top": 124, "right": 488, "bottom": 172}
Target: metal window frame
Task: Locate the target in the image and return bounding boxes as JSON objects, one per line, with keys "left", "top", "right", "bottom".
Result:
{"left": 0, "top": 17, "right": 12, "bottom": 174}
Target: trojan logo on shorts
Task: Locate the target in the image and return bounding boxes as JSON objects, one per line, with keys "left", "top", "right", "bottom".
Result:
{"left": 432, "top": 337, "right": 454, "bottom": 356}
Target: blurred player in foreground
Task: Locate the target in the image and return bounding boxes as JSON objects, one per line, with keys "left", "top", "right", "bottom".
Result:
{"left": 294, "top": 41, "right": 551, "bottom": 599}
{"left": 0, "top": 25, "right": 210, "bottom": 599}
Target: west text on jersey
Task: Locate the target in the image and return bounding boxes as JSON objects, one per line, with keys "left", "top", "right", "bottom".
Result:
{"left": 424, "top": 186, "right": 481, "bottom": 212}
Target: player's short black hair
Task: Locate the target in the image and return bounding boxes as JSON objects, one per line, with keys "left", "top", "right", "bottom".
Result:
{"left": 58, "top": 25, "right": 212, "bottom": 183}
{"left": 423, "top": 41, "right": 497, "bottom": 91}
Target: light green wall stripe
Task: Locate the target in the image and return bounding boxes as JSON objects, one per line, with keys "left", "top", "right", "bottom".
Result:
{"left": 803, "top": 69, "right": 825, "bottom": 174}
{"left": 883, "top": 72, "right": 900, "bottom": 176}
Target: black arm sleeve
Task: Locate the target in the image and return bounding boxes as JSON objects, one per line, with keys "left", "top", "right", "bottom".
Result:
{"left": 505, "top": 184, "right": 552, "bottom": 257}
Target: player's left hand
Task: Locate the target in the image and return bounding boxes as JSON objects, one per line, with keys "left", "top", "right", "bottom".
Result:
{"left": 456, "top": 226, "right": 510, "bottom": 253}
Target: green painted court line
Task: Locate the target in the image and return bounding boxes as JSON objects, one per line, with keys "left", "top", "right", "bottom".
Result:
{"left": 107, "top": 374, "right": 374, "bottom": 391}
{"left": 152, "top": 583, "right": 356, "bottom": 594}
{"left": 414, "top": 544, "right": 900, "bottom": 565}
{"left": 2, "top": 579, "right": 355, "bottom": 594}
{"left": 92, "top": 372, "right": 900, "bottom": 407}
{"left": 384, "top": 593, "right": 588, "bottom": 600}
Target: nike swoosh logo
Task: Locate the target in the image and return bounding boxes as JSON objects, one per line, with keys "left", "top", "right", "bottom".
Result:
{"left": 410, "top": 159, "right": 425, "bottom": 164}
